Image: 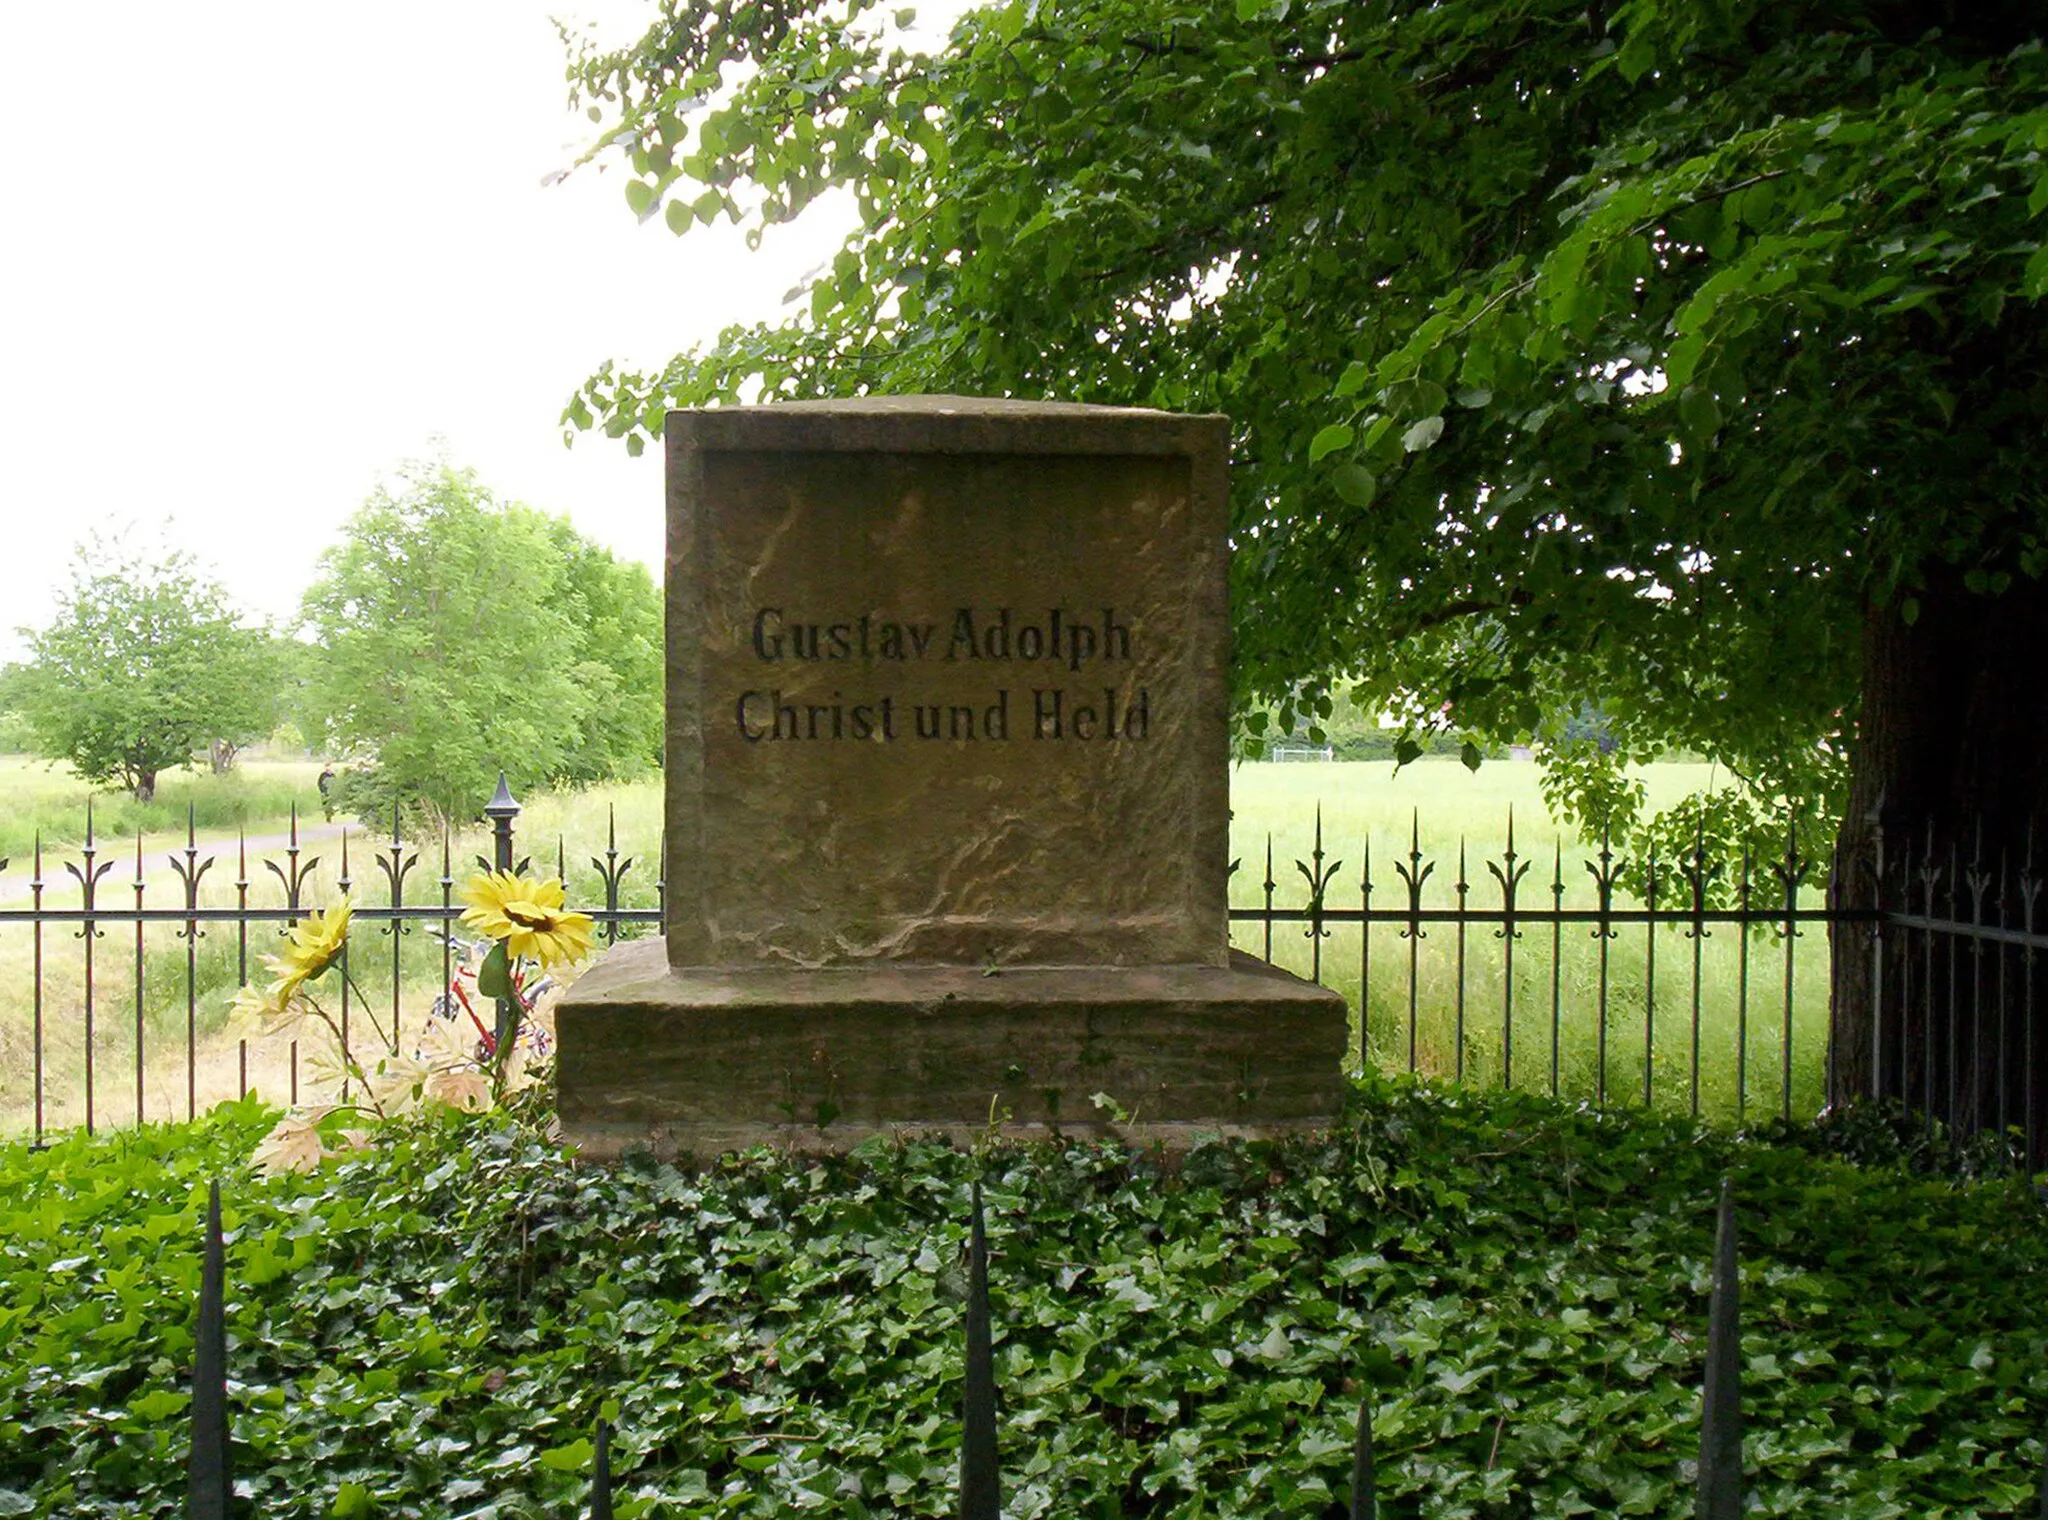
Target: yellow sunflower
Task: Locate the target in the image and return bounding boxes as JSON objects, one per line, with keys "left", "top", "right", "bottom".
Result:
{"left": 458, "top": 872, "right": 596, "bottom": 969}
{"left": 261, "top": 897, "right": 353, "bottom": 1005}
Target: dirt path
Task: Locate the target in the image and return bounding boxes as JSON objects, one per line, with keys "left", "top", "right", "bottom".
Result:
{"left": 0, "top": 821, "right": 356, "bottom": 908}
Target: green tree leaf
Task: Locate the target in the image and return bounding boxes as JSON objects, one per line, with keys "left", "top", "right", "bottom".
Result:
{"left": 1308, "top": 423, "right": 1354, "bottom": 462}
{"left": 1400, "top": 415, "right": 1444, "bottom": 452}
{"left": 1331, "top": 463, "right": 1378, "bottom": 508}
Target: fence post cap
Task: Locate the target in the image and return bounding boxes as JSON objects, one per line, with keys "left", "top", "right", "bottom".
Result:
{"left": 483, "top": 773, "right": 520, "bottom": 820}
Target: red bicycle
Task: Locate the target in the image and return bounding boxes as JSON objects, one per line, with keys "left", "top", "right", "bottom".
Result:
{"left": 424, "top": 931, "right": 556, "bottom": 1063}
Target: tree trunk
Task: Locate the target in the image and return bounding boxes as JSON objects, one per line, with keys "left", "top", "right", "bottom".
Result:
{"left": 210, "top": 739, "right": 237, "bottom": 775}
{"left": 133, "top": 770, "right": 157, "bottom": 803}
{"left": 1831, "top": 571, "right": 2048, "bottom": 1155}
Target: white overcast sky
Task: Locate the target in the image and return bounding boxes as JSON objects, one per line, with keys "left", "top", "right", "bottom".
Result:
{"left": 0, "top": 1, "right": 868, "bottom": 663}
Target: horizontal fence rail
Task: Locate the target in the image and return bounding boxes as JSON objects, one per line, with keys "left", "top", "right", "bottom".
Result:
{"left": 2, "top": 785, "right": 2042, "bottom": 1166}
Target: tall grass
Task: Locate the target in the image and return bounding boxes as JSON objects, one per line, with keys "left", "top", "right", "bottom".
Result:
{"left": 0, "top": 755, "right": 327, "bottom": 860}
{"left": 1226, "top": 758, "right": 1830, "bottom": 1120}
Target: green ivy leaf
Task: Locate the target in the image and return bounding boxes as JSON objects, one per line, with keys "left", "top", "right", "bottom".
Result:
{"left": 2022, "top": 243, "right": 2048, "bottom": 300}
{"left": 539, "top": 1437, "right": 595, "bottom": 1472}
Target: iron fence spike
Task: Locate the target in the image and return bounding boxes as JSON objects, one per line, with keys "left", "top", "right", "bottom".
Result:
{"left": 591, "top": 1417, "right": 614, "bottom": 1520}
{"left": 1349, "top": 1396, "right": 1376, "bottom": 1520}
{"left": 189, "top": 1180, "right": 230, "bottom": 1520}
{"left": 961, "top": 1177, "right": 1000, "bottom": 1520}
{"left": 1697, "top": 1178, "right": 1742, "bottom": 1520}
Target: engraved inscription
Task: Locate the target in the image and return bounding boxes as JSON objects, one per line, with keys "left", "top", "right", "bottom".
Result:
{"left": 733, "top": 604, "right": 1152, "bottom": 746}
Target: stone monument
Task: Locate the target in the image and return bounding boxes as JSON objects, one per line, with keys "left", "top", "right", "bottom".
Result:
{"left": 555, "top": 396, "right": 1347, "bottom": 1155}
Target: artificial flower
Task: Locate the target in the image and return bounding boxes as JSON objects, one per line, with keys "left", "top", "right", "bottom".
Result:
{"left": 263, "top": 897, "right": 354, "bottom": 1005}
{"left": 304, "top": 1038, "right": 353, "bottom": 1097}
{"left": 417, "top": 1014, "right": 481, "bottom": 1072}
{"left": 227, "top": 980, "right": 285, "bottom": 1024}
{"left": 365, "top": 1052, "right": 430, "bottom": 1115}
{"left": 457, "top": 872, "right": 595, "bottom": 968}
{"left": 424, "top": 1064, "right": 493, "bottom": 1113}
{"left": 252, "top": 1112, "right": 328, "bottom": 1175}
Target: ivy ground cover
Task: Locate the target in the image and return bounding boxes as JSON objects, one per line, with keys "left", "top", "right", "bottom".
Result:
{"left": 1, "top": 1086, "right": 2044, "bottom": 1518}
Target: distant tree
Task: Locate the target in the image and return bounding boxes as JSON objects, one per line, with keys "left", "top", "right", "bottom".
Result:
{"left": 300, "top": 464, "right": 661, "bottom": 831}
{"left": 542, "top": 517, "right": 665, "bottom": 787}
{"left": 14, "top": 537, "right": 281, "bottom": 800}
{"left": 0, "top": 664, "right": 32, "bottom": 753}
{"left": 203, "top": 632, "right": 290, "bottom": 775}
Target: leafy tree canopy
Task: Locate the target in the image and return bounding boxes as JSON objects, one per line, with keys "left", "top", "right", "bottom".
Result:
{"left": 13, "top": 536, "right": 281, "bottom": 801}
{"left": 300, "top": 464, "right": 661, "bottom": 831}
{"left": 562, "top": 0, "right": 2048, "bottom": 852}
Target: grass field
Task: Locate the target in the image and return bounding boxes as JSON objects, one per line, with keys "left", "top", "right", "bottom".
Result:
{"left": 0, "top": 753, "right": 327, "bottom": 861}
{"left": 1224, "top": 758, "right": 1828, "bottom": 1124}
{"left": 0, "top": 757, "right": 1829, "bottom": 1135}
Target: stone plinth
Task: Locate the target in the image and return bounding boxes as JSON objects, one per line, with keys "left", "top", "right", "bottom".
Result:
{"left": 556, "top": 395, "right": 1350, "bottom": 1156}
{"left": 558, "top": 939, "right": 1347, "bottom": 1157}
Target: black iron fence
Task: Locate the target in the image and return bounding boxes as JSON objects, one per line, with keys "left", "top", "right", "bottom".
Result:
{"left": 0, "top": 783, "right": 660, "bottom": 1140}
{"left": 2, "top": 783, "right": 2045, "bottom": 1164}
{"left": 1855, "top": 817, "right": 2048, "bottom": 1169}
{"left": 1231, "top": 809, "right": 1836, "bottom": 1122}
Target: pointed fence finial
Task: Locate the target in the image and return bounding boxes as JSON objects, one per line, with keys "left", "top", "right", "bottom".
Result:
{"left": 484, "top": 772, "right": 520, "bottom": 876}
{"left": 485, "top": 771, "right": 519, "bottom": 818}
{"left": 1349, "top": 1396, "right": 1376, "bottom": 1520}
{"left": 960, "top": 1178, "right": 1000, "bottom": 1520}
{"left": 189, "top": 1180, "right": 230, "bottom": 1520}
{"left": 1696, "top": 1178, "right": 1742, "bottom": 1520}
{"left": 591, "top": 1417, "right": 614, "bottom": 1520}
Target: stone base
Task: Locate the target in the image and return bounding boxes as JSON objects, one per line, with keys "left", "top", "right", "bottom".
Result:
{"left": 554, "top": 939, "right": 1348, "bottom": 1158}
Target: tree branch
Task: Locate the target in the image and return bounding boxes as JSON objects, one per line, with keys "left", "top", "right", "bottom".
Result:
{"left": 1391, "top": 589, "right": 1536, "bottom": 637}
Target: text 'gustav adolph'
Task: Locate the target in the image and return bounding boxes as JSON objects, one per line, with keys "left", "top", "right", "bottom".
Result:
{"left": 734, "top": 604, "right": 1152, "bottom": 744}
